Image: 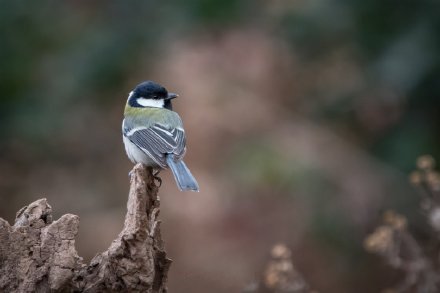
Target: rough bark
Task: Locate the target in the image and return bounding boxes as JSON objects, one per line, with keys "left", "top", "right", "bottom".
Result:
{"left": 0, "top": 163, "right": 171, "bottom": 293}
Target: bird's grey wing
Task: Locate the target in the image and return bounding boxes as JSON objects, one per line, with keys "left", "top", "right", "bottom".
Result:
{"left": 124, "top": 123, "right": 186, "bottom": 168}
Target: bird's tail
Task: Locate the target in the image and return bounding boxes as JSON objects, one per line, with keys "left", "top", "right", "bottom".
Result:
{"left": 166, "top": 154, "right": 199, "bottom": 192}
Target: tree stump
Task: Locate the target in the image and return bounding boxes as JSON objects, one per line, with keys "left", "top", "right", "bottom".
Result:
{"left": 0, "top": 163, "right": 171, "bottom": 292}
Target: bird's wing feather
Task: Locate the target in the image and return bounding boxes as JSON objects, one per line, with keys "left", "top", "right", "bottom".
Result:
{"left": 124, "top": 123, "right": 186, "bottom": 167}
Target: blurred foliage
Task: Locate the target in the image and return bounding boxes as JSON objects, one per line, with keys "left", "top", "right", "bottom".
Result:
{"left": 365, "top": 157, "right": 440, "bottom": 292}
{"left": 0, "top": 0, "right": 439, "bottom": 292}
{"left": 277, "top": 0, "right": 440, "bottom": 171}
{"left": 1, "top": 0, "right": 439, "bottom": 163}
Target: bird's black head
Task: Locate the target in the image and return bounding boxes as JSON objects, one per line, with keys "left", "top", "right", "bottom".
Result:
{"left": 127, "top": 81, "right": 177, "bottom": 110}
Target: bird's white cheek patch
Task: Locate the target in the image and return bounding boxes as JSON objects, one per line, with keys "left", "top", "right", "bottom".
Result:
{"left": 137, "top": 98, "right": 164, "bottom": 108}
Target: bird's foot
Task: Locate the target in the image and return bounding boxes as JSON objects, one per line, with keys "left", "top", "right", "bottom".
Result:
{"left": 153, "top": 170, "right": 162, "bottom": 187}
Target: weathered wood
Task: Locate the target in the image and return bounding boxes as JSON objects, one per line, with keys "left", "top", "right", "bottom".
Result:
{"left": 0, "top": 163, "right": 171, "bottom": 293}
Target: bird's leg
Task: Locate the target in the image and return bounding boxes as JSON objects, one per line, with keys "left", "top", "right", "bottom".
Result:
{"left": 153, "top": 169, "right": 162, "bottom": 187}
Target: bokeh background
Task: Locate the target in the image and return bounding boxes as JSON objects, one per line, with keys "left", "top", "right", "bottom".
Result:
{"left": 1, "top": 1, "right": 439, "bottom": 292}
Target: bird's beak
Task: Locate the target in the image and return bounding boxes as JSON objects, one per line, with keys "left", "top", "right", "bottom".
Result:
{"left": 166, "top": 93, "right": 179, "bottom": 100}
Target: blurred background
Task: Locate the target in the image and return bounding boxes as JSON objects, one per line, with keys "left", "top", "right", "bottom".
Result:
{"left": 1, "top": 0, "right": 439, "bottom": 292}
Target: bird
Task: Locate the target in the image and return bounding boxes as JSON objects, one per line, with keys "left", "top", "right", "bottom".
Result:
{"left": 122, "top": 81, "right": 199, "bottom": 192}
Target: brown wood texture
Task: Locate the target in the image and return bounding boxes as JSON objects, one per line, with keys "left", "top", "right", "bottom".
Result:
{"left": 0, "top": 163, "right": 171, "bottom": 292}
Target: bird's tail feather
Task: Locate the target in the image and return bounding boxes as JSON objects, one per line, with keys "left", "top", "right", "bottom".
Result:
{"left": 166, "top": 154, "right": 199, "bottom": 192}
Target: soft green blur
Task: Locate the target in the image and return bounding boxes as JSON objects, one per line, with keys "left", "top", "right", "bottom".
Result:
{"left": 0, "top": 1, "right": 439, "bottom": 292}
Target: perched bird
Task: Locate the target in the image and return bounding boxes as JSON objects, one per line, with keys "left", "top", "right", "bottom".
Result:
{"left": 122, "top": 81, "right": 199, "bottom": 192}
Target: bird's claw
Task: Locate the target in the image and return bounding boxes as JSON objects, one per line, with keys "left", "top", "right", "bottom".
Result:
{"left": 153, "top": 170, "right": 162, "bottom": 187}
